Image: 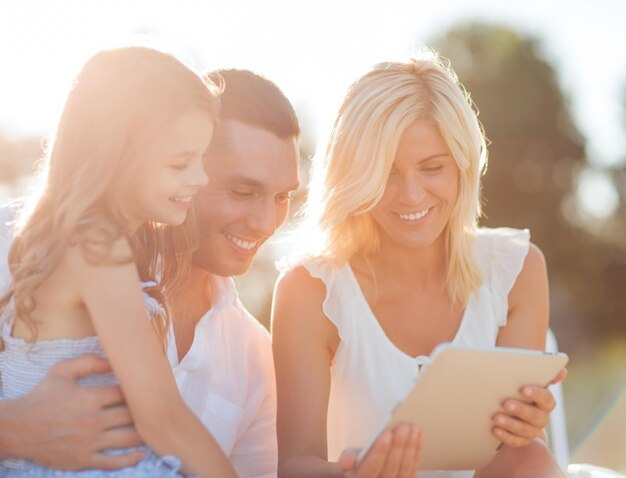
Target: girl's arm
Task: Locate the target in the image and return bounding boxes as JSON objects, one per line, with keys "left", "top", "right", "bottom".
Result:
{"left": 68, "top": 240, "right": 237, "bottom": 478}
{"left": 271, "top": 266, "right": 421, "bottom": 478}
{"left": 494, "top": 243, "right": 561, "bottom": 447}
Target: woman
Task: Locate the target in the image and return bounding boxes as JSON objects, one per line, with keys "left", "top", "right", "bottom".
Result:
{"left": 272, "top": 51, "right": 564, "bottom": 478}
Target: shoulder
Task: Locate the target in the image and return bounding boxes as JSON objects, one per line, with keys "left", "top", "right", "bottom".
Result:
{"left": 475, "top": 227, "right": 530, "bottom": 279}
{"left": 511, "top": 242, "right": 548, "bottom": 295}
{"left": 275, "top": 256, "right": 342, "bottom": 293}
{"left": 272, "top": 262, "right": 340, "bottom": 347}
{"left": 274, "top": 263, "right": 328, "bottom": 308}
{"left": 476, "top": 227, "right": 530, "bottom": 252}
{"left": 523, "top": 242, "right": 546, "bottom": 271}
{"left": 66, "top": 234, "right": 133, "bottom": 268}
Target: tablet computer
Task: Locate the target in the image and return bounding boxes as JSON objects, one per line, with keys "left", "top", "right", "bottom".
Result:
{"left": 357, "top": 344, "right": 569, "bottom": 470}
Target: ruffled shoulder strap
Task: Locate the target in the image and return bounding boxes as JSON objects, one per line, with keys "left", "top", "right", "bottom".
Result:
{"left": 140, "top": 280, "right": 166, "bottom": 320}
{"left": 301, "top": 258, "right": 355, "bottom": 343}
{"left": 475, "top": 227, "right": 530, "bottom": 326}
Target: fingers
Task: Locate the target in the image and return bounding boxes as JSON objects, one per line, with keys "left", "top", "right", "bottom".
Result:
{"left": 549, "top": 368, "right": 568, "bottom": 385}
{"left": 492, "top": 413, "right": 539, "bottom": 447}
{"left": 99, "top": 404, "right": 134, "bottom": 430}
{"left": 51, "top": 355, "right": 112, "bottom": 380}
{"left": 520, "top": 386, "right": 556, "bottom": 413}
{"left": 354, "top": 426, "right": 422, "bottom": 478}
{"left": 339, "top": 426, "right": 423, "bottom": 478}
{"left": 357, "top": 430, "right": 392, "bottom": 477}
{"left": 492, "top": 386, "right": 558, "bottom": 448}
{"left": 397, "top": 427, "right": 423, "bottom": 478}
{"left": 90, "top": 449, "right": 145, "bottom": 470}
{"left": 378, "top": 425, "right": 410, "bottom": 476}
{"left": 92, "top": 385, "right": 126, "bottom": 409}
{"left": 337, "top": 448, "right": 360, "bottom": 472}
{"left": 98, "top": 427, "right": 143, "bottom": 450}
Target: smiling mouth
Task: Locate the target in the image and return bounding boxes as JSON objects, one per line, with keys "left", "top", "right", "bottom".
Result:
{"left": 398, "top": 207, "right": 431, "bottom": 221}
{"left": 170, "top": 196, "right": 193, "bottom": 203}
{"left": 224, "top": 233, "right": 259, "bottom": 251}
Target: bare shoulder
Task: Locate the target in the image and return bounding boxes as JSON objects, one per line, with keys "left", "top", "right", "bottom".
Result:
{"left": 272, "top": 264, "right": 338, "bottom": 349}
{"left": 515, "top": 242, "right": 548, "bottom": 288}
{"left": 65, "top": 235, "right": 133, "bottom": 270}
{"left": 64, "top": 236, "right": 137, "bottom": 294}
{"left": 274, "top": 265, "right": 326, "bottom": 300}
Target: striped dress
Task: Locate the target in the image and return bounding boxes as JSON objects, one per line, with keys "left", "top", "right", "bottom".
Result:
{"left": 0, "top": 285, "right": 191, "bottom": 477}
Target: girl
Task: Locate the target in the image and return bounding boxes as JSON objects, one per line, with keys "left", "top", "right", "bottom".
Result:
{"left": 0, "top": 47, "right": 237, "bottom": 477}
{"left": 272, "top": 51, "right": 565, "bottom": 478}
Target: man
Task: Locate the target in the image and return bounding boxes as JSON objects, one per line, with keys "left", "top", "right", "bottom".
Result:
{"left": 0, "top": 69, "right": 300, "bottom": 478}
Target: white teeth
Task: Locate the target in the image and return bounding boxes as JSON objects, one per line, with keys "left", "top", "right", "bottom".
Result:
{"left": 399, "top": 208, "right": 430, "bottom": 221}
{"left": 171, "top": 196, "right": 192, "bottom": 203}
{"left": 225, "top": 233, "right": 257, "bottom": 250}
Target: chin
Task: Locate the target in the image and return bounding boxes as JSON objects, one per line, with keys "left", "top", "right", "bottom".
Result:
{"left": 226, "top": 260, "right": 255, "bottom": 277}
{"left": 194, "top": 254, "right": 254, "bottom": 278}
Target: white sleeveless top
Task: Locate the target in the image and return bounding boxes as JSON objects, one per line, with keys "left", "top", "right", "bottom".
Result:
{"left": 303, "top": 227, "right": 530, "bottom": 478}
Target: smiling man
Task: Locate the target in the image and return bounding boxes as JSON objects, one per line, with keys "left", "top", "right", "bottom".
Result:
{"left": 164, "top": 69, "right": 301, "bottom": 477}
{"left": 0, "top": 69, "right": 300, "bottom": 478}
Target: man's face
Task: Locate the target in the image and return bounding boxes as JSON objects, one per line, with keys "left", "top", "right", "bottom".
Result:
{"left": 193, "top": 120, "right": 300, "bottom": 277}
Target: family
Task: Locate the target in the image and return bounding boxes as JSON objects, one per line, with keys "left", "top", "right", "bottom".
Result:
{"left": 0, "top": 46, "right": 565, "bottom": 478}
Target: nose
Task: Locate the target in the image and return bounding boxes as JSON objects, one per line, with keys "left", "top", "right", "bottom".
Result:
{"left": 398, "top": 175, "right": 426, "bottom": 205}
{"left": 189, "top": 157, "right": 209, "bottom": 189}
{"left": 249, "top": 197, "right": 278, "bottom": 238}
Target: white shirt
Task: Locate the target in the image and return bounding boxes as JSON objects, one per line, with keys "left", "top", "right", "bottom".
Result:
{"left": 0, "top": 201, "right": 277, "bottom": 478}
{"left": 302, "top": 228, "right": 530, "bottom": 478}
{"left": 167, "top": 275, "right": 277, "bottom": 478}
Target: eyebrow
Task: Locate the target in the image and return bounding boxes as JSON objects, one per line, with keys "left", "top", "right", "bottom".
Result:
{"left": 417, "top": 153, "right": 450, "bottom": 163}
{"left": 169, "top": 151, "right": 199, "bottom": 159}
{"left": 420, "top": 153, "right": 449, "bottom": 160}
{"left": 226, "top": 174, "right": 301, "bottom": 192}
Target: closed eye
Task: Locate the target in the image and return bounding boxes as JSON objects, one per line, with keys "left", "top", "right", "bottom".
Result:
{"left": 169, "top": 163, "right": 188, "bottom": 171}
{"left": 422, "top": 165, "right": 444, "bottom": 173}
{"left": 231, "top": 189, "right": 255, "bottom": 199}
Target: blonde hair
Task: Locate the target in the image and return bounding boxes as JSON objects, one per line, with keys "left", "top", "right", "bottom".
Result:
{"left": 301, "top": 50, "right": 487, "bottom": 306}
{"left": 0, "top": 46, "right": 221, "bottom": 345}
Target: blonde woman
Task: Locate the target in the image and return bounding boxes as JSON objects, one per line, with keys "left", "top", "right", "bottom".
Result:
{"left": 0, "top": 47, "right": 237, "bottom": 477}
{"left": 272, "top": 51, "right": 565, "bottom": 478}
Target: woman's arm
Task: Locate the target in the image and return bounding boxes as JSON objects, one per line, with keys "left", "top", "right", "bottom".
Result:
{"left": 271, "top": 266, "right": 421, "bottom": 478}
{"left": 494, "top": 243, "right": 561, "bottom": 447}
{"left": 497, "top": 243, "right": 550, "bottom": 350}
{"left": 68, "top": 240, "right": 236, "bottom": 478}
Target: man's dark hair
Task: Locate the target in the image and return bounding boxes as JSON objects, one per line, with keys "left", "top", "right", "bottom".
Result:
{"left": 205, "top": 69, "right": 300, "bottom": 139}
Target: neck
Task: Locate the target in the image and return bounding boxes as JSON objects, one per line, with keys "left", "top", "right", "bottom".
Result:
{"left": 169, "top": 263, "right": 213, "bottom": 323}
{"left": 363, "top": 234, "right": 448, "bottom": 288}
{"left": 168, "top": 263, "right": 214, "bottom": 362}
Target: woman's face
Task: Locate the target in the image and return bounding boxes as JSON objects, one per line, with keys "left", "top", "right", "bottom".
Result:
{"left": 122, "top": 109, "right": 213, "bottom": 231}
{"left": 369, "top": 119, "right": 459, "bottom": 253}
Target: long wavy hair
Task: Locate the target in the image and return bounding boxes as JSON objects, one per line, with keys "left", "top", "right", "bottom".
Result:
{"left": 300, "top": 50, "right": 488, "bottom": 306}
{"left": 0, "top": 46, "right": 220, "bottom": 345}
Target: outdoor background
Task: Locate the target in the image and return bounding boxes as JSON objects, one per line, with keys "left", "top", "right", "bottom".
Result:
{"left": 1, "top": 0, "right": 624, "bottom": 471}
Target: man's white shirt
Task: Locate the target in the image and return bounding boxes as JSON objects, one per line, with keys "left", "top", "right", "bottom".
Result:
{"left": 166, "top": 274, "right": 277, "bottom": 478}
{"left": 0, "top": 202, "right": 277, "bottom": 478}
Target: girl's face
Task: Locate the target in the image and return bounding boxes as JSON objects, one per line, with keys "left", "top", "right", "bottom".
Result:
{"left": 123, "top": 110, "right": 213, "bottom": 231}
{"left": 369, "top": 119, "right": 459, "bottom": 253}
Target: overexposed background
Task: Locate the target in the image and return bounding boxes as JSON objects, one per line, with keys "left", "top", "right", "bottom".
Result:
{"left": 1, "top": 0, "right": 624, "bottom": 470}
